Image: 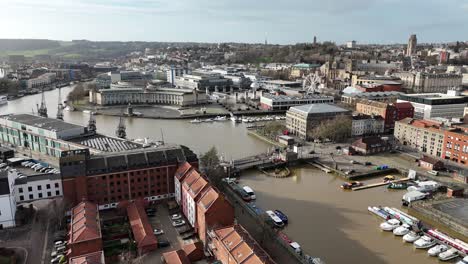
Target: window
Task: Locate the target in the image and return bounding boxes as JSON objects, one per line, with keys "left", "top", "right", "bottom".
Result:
{"left": 29, "top": 194, "right": 33, "bottom": 200}
{"left": 18, "top": 187, "right": 23, "bottom": 193}
{"left": 46, "top": 184, "right": 50, "bottom": 189}
{"left": 47, "top": 192, "right": 51, "bottom": 197}
{"left": 55, "top": 190, "right": 60, "bottom": 195}
{"left": 37, "top": 185, "right": 42, "bottom": 191}
{"left": 28, "top": 187, "right": 32, "bottom": 192}
{"left": 19, "top": 195, "right": 24, "bottom": 201}
{"left": 38, "top": 193, "right": 43, "bottom": 198}
{"left": 54, "top": 183, "right": 59, "bottom": 188}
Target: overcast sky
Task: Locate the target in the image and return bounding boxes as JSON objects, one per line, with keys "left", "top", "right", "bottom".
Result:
{"left": 1, "top": 0, "right": 467, "bottom": 44}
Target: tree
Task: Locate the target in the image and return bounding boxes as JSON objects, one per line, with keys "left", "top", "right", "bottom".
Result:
{"left": 260, "top": 121, "right": 286, "bottom": 139}
{"left": 0, "top": 78, "right": 19, "bottom": 95}
{"left": 49, "top": 198, "right": 71, "bottom": 230}
{"left": 308, "top": 115, "right": 352, "bottom": 143}
{"left": 200, "top": 147, "right": 225, "bottom": 187}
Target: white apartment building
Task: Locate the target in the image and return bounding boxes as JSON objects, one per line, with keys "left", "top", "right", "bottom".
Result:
{"left": 27, "top": 72, "right": 56, "bottom": 89}
{"left": 8, "top": 169, "right": 63, "bottom": 202}
{"left": 351, "top": 115, "right": 385, "bottom": 136}
{"left": 397, "top": 90, "right": 468, "bottom": 119}
{"left": 166, "top": 66, "right": 190, "bottom": 86}
{"left": 393, "top": 71, "right": 462, "bottom": 93}
{"left": 0, "top": 170, "right": 16, "bottom": 228}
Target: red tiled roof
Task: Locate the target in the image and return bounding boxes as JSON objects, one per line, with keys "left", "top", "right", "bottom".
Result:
{"left": 214, "top": 225, "right": 276, "bottom": 264}
{"left": 197, "top": 186, "right": 220, "bottom": 212}
{"left": 182, "top": 169, "right": 209, "bottom": 199}
{"left": 175, "top": 162, "right": 193, "bottom": 180}
{"left": 394, "top": 102, "right": 414, "bottom": 109}
{"left": 183, "top": 241, "right": 204, "bottom": 262}
{"left": 69, "top": 201, "right": 101, "bottom": 244}
{"left": 127, "top": 202, "right": 157, "bottom": 249}
{"left": 69, "top": 251, "right": 105, "bottom": 264}
{"left": 162, "top": 249, "right": 191, "bottom": 264}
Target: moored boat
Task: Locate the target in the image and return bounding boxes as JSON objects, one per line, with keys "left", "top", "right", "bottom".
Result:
{"left": 393, "top": 224, "right": 411, "bottom": 236}
{"left": 341, "top": 181, "right": 363, "bottom": 189}
{"left": 438, "top": 248, "right": 459, "bottom": 261}
{"left": 428, "top": 229, "right": 468, "bottom": 254}
{"left": 380, "top": 219, "right": 401, "bottom": 231}
{"left": 414, "top": 235, "right": 437, "bottom": 249}
{"left": 403, "top": 231, "right": 421, "bottom": 243}
{"left": 190, "top": 119, "right": 202, "bottom": 123}
{"left": 428, "top": 244, "right": 449, "bottom": 257}
{"left": 367, "top": 206, "right": 390, "bottom": 220}
{"left": 387, "top": 182, "right": 409, "bottom": 189}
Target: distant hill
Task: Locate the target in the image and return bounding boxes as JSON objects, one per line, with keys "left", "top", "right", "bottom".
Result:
{"left": 0, "top": 39, "right": 60, "bottom": 51}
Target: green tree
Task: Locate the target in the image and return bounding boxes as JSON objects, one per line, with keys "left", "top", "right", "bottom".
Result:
{"left": 200, "top": 146, "right": 225, "bottom": 187}
{"left": 308, "top": 115, "right": 352, "bottom": 142}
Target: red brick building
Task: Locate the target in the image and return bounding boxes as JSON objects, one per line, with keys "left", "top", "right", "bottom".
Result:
{"left": 67, "top": 201, "right": 103, "bottom": 258}
{"left": 394, "top": 102, "right": 414, "bottom": 121}
{"left": 59, "top": 146, "right": 198, "bottom": 208}
{"left": 442, "top": 127, "right": 468, "bottom": 166}
{"left": 181, "top": 169, "right": 209, "bottom": 228}
{"left": 69, "top": 251, "right": 105, "bottom": 264}
{"left": 196, "top": 186, "right": 235, "bottom": 244}
{"left": 174, "top": 162, "right": 194, "bottom": 206}
{"left": 162, "top": 249, "right": 191, "bottom": 264}
{"left": 127, "top": 201, "right": 158, "bottom": 254}
{"left": 355, "top": 83, "right": 401, "bottom": 92}
{"left": 356, "top": 100, "right": 413, "bottom": 130}
{"left": 208, "top": 225, "right": 276, "bottom": 264}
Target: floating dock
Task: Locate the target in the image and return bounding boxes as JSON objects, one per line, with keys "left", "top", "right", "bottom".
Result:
{"left": 352, "top": 177, "right": 410, "bottom": 191}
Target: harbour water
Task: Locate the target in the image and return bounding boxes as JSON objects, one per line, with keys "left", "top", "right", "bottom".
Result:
{"left": 0, "top": 87, "right": 455, "bottom": 263}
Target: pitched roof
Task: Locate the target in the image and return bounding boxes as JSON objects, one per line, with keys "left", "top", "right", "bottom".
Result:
{"left": 198, "top": 186, "right": 220, "bottom": 212}
{"left": 69, "top": 201, "right": 102, "bottom": 244}
{"left": 127, "top": 202, "right": 157, "bottom": 249}
{"left": 162, "top": 250, "right": 191, "bottom": 264}
{"left": 175, "top": 162, "right": 193, "bottom": 181}
{"left": 289, "top": 103, "right": 349, "bottom": 115}
{"left": 182, "top": 169, "right": 209, "bottom": 199}
{"left": 69, "top": 251, "right": 105, "bottom": 264}
{"left": 214, "top": 225, "right": 276, "bottom": 264}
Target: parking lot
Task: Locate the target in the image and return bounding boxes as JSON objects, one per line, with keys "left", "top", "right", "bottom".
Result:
{"left": 142, "top": 204, "right": 200, "bottom": 263}
{"left": 433, "top": 199, "right": 468, "bottom": 224}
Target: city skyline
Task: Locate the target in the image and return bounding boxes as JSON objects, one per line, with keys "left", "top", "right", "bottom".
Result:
{"left": 1, "top": 0, "right": 468, "bottom": 44}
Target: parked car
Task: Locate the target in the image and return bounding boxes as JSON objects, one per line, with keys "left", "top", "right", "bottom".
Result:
{"left": 171, "top": 214, "right": 182, "bottom": 220}
{"left": 54, "top": 241, "right": 64, "bottom": 247}
{"left": 364, "top": 161, "right": 372, "bottom": 166}
{"left": 172, "top": 219, "right": 185, "bottom": 227}
{"left": 50, "top": 251, "right": 58, "bottom": 258}
{"left": 157, "top": 240, "right": 170, "bottom": 248}
{"left": 153, "top": 228, "right": 164, "bottom": 235}
{"left": 55, "top": 246, "right": 66, "bottom": 253}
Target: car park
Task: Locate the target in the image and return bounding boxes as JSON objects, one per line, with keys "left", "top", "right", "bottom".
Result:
{"left": 172, "top": 219, "right": 185, "bottom": 227}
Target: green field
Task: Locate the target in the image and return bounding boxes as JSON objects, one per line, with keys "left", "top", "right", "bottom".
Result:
{"left": 0, "top": 48, "right": 55, "bottom": 57}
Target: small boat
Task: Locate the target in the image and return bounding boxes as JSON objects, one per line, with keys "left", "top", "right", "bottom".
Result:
{"left": 455, "top": 256, "right": 468, "bottom": 264}
{"left": 393, "top": 224, "right": 411, "bottom": 236}
{"left": 231, "top": 116, "right": 241, "bottom": 123}
{"left": 387, "top": 182, "right": 409, "bottom": 189}
{"left": 428, "top": 244, "right": 449, "bottom": 257}
{"left": 414, "top": 235, "right": 437, "bottom": 249}
{"left": 403, "top": 231, "right": 421, "bottom": 243}
{"left": 341, "top": 181, "right": 363, "bottom": 189}
{"left": 64, "top": 105, "right": 75, "bottom": 111}
{"left": 383, "top": 175, "right": 395, "bottom": 183}
{"left": 274, "top": 210, "right": 288, "bottom": 224}
{"left": 190, "top": 119, "right": 202, "bottom": 124}
{"left": 0, "top": 95, "right": 8, "bottom": 105}
{"left": 83, "top": 110, "right": 91, "bottom": 114}
{"left": 438, "top": 248, "right": 459, "bottom": 261}
{"left": 214, "top": 116, "right": 227, "bottom": 121}
{"left": 380, "top": 219, "right": 401, "bottom": 231}
{"left": 367, "top": 206, "right": 390, "bottom": 220}
{"left": 266, "top": 210, "right": 284, "bottom": 228}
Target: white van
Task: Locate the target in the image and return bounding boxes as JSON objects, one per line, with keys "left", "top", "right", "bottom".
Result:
{"left": 242, "top": 186, "right": 256, "bottom": 200}
{"left": 428, "top": 170, "right": 439, "bottom": 176}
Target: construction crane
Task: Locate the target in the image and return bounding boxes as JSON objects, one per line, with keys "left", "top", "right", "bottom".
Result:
{"left": 115, "top": 116, "right": 126, "bottom": 139}
{"left": 37, "top": 88, "right": 48, "bottom": 118}
{"left": 56, "top": 87, "right": 64, "bottom": 120}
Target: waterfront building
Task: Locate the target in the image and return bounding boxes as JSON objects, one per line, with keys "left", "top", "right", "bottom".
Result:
{"left": 394, "top": 118, "right": 445, "bottom": 157}
{"left": 89, "top": 86, "right": 207, "bottom": 106}
{"left": 207, "top": 224, "right": 276, "bottom": 264}
{"left": 0, "top": 171, "right": 16, "bottom": 228}
{"left": 95, "top": 73, "right": 111, "bottom": 89}
{"left": 355, "top": 100, "right": 414, "bottom": 130}
{"left": 69, "top": 251, "right": 105, "bottom": 264}
{"left": 260, "top": 94, "right": 334, "bottom": 111}
{"left": 397, "top": 90, "right": 468, "bottom": 119}
{"left": 286, "top": 104, "right": 350, "bottom": 140}
{"left": 68, "top": 201, "right": 103, "bottom": 258}
{"left": 407, "top": 34, "right": 417, "bottom": 56}
{"left": 174, "top": 162, "right": 193, "bottom": 205}
{"left": 111, "top": 71, "right": 144, "bottom": 84}
{"left": 181, "top": 169, "right": 209, "bottom": 228}
{"left": 442, "top": 126, "right": 468, "bottom": 166}
{"left": 60, "top": 145, "right": 198, "bottom": 208}
{"left": 351, "top": 136, "right": 392, "bottom": 155}
{"left": 27, "top": 72, "right": 56, "bottom": 89}
{"left": 341, "top": 91, "right": 402, "bottom": 106}
{"left": 166, "top": 66, "right": 191, "bottom": 86}
{"left": 351, "top": 114, "right": 385, "bottom": 137}
{"left": 175, "top": 71, "right": 233, "bottom": 93}
{"left": 392, "top": 71, "right": 462, "bottom": 93}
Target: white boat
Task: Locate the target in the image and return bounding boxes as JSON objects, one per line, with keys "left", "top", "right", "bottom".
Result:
{"left": 428, "top": 229, "right": 468, "bottom": 254}
{"left": 214, "top": 116, "right": 227, "bottom": 121}
{"left": 393, "top": 224, "right": 410, "bottom": 236}
{"left": 403, "top": 231, "right": 421, "bottom": 243}
{"left": 190, "top": 119, "right": 202, "bottom": 124}
{"left": 64, "top": 105, "right": 75, "bottom": 111}
{"left": 383, "top": 207, "right": 420, "bottom": 227}
{"left": 230, "top": 116, "right": 241, "bottom": 123}
{"left": 414, "top": 235, "right": 437, "bottom": 249}
{"left": 380, "top": 219, "right": 401, "bottom": 231}
{"left": 83, "top": 110, "right": 91, "bottom": 114}
{"left": 266, "top": 210, "right": 284, "bottom": 227}
{"left": 367, "top": 206, "right": 390, "bottom": 220}
{"left": 0, "top": 95, "right": 8, "bottom": 105}
{"left": 455, "top": 256, "right": 468, "bottom": 264}
{"left": 438, "top": 248, "right": 459, "bottom": 261}
{"left": 428, "top": 244, "right": 449, "bottom": 257}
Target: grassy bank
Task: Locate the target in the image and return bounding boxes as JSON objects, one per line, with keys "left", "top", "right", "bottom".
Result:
{"left": 247, "top": 130, "right": 284, "bottom": 147}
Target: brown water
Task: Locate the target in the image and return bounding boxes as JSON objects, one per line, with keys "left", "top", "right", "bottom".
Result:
{"left": 239, "top": 167, "right": 459, "bottom": 264}
{"left": 0, "top": 88, "right": 459, "bottom": 263}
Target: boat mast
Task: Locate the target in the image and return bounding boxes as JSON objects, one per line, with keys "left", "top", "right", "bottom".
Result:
{"left": 87, "top": 112, "right": 96, "bottom": 134}
{"left": 115, "top": 115, "right": 126, "bottom": 139}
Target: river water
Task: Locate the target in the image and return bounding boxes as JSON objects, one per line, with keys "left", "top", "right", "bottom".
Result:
{"left": 0, "top": 87, "right": 451, "bottom": 263}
